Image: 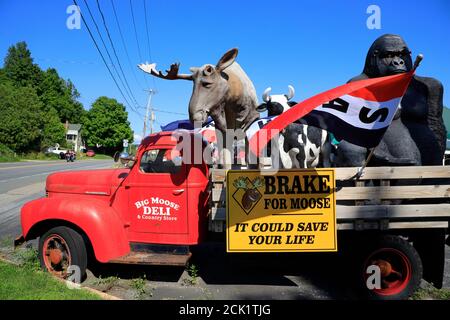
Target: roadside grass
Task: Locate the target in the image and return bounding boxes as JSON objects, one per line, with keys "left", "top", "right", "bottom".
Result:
{"left": 0, "top": 155, "right": 19, "bottom": 162}
{"left": 93, "top": 275, "right": 120, "bottom": 292}
{"left": 20, "top": 152, "right": 61, "bottom": 161}
{"left": 130, "top": 275, "right": 150, "bottom": 299}
{"left": 182, "top": 263, "right": 199, "bottom": 286}
{"left": 0, "top": 256, "right": 101, "bottom": 300}
{"left": 0, "top": 144, "right": 19, "bottom": 162}
{"left": 411, "top": 283, "right": 450, "bottom": 300}
{"left": 86, "top": 153, "right": 112, "bottom": 160}
{"left": 0, "top": 142, "right": 113, "bottom": 162}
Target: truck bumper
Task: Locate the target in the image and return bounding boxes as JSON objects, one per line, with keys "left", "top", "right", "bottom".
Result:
{"left": 14, "top": 235, "right": 25, "bottom": 248}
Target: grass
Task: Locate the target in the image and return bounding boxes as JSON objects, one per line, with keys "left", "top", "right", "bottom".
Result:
{"left": 182, "top": 263, "right": 199, "bottom": 286}
{"left": 411, "top": 284, "right": 450, "bottom": 300}
{"left": 19, "top": 152, "right": 61, "bottom": 161}
{"left": 0, "top": 144, "right": 19, "bottom": 162}
{"left": 93, "top": 275, "right": 120, "bottom": 292}
{"left": 81, "top": 153, "right": 112, "bottom": 160}
{"left": 0, "top": 260, "right": 101, "bottom": 300}
{"left": 130, "top": 276, "right": 149, "bottom": 299}
{"left": 12, "top": 248, "right": 40, "bottom": 271}
{"left": 0, "top": 155, "right": 19, "bottom": 162}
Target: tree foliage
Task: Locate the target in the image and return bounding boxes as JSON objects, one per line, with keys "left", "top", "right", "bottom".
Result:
{"left": 0, "top": 83, "right": 43, "bottom": 152}
{"left": 40, "top": 107, "right": 67, "bottom": 149}
{"left": 3, "top": 42, "right": 42, "bottom": 89}
{"left": 82, "top": 97, "right": 133, "bottom": 154}
{"left": 39, "top": 68, "right": 85, "bottom": 123}
{"left": 0, "top": 41, "right": 133, "bottom": 154}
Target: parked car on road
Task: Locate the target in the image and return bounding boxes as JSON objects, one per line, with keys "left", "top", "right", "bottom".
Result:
{"left": 86, "top": 150, "right": 95, "bottom": 157}
{"left": 45, "top": 145, "right": 68, "bottom": 159}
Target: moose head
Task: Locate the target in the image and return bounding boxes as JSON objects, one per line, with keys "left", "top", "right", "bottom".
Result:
{"left": 138, "top": 48, "right": 259, "bottom": 133}
{"left": 138, "top": 48, "right": 260, "bottom": 168}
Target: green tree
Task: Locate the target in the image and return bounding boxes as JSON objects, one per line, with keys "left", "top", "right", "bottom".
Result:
{"left": 3, "top": 42, "right": 42, "bottom": 89}
{"left": 0, "top": 83, "right": 43, "bottom": 152}
{"left": 39, "top": 68, "right": 85, "bottom": 123}
{"left": 82, "top": 97, "right": 133, "bottom": 154}
{"left": 40, "top": 107, "right": 66, "bottom": 150}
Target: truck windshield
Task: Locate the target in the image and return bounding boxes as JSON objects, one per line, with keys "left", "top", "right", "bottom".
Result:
{"left": 140, "top": 149, "right": 181, "bottom": 174}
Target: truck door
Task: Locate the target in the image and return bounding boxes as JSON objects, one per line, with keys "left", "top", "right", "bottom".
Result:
{"left": 127, "top": 147, "right": 188, "bottom": 235}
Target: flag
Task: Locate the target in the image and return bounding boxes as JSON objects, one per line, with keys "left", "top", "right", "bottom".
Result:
{"left": 249, "top": 70, "right": 415, "bottom": 156}
{"left": 160, "top": 117, "right": 214, "bottom": 131}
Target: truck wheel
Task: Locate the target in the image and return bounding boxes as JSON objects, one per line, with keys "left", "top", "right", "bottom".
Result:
{"left": 39, "top": 226, "right": 87, "bottom": 281}
{"left": 59, "top": 152, "right": 65, "bottom": 159}
{"left": 359, "top": 235, "right": 423, "bottom": 300}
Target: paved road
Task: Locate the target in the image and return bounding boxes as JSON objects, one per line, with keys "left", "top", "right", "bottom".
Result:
{"left": 0, "top": 160, "right": 113, "bottom": 238}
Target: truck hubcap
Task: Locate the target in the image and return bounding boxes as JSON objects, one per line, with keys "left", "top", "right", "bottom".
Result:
{"left": 364, "top": 248, "right": 412, "bottom": 296}
{"left": 43, "top": 234, "right": 72, "bottom": 277}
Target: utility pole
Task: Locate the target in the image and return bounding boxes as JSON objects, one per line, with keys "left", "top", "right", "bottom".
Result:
{"left": 142, "top": 89, "right": 157, "bottom": 137}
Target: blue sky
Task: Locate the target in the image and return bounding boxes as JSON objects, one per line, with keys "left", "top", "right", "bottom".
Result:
{"left": 1, "top": 0, "right": 449, "bottom": 143}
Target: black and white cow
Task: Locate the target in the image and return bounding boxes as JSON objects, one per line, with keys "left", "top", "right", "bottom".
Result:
{"left": 256, "top": 86, "right": 332, "bottom": 168}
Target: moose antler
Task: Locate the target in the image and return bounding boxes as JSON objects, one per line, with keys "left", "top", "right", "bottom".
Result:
{"left": 138, "top": 62, "right": 193, "bottom": 80}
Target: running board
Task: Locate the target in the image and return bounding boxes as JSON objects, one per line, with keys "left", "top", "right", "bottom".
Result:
{"left": 109, "top": 251, "right": 192, "bottom": 266}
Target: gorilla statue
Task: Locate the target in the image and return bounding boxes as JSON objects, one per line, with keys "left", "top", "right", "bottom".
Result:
{"left": 335, "top": 34, "right": 446, "bottom": 167}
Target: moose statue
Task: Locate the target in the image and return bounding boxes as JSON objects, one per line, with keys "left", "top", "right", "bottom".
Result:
{"left": 138, "top": 48, "right": 260, "bottom": 169}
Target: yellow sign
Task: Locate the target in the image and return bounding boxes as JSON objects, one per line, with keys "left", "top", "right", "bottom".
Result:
{"left": 226, "top": 169, "right": 337, "bottom": 252}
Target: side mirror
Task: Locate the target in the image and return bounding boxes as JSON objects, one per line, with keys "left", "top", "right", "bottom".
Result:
{"left": 113, "top": 151, "right": 120, "bottom": 163}
{"left": 114, "top": 151, "right": 135, "bottom": 166}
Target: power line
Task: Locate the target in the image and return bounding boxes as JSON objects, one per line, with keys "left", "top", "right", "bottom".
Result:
{"left": 129, "top": 0, "right": 149, "bottom": 88}
{"left": 96, "top": 0, "right": 142, "bottom": 112}
{"left": 82, "top": 0, "right": 139, "bottom": 112}
{"left": 143, "top": 0, "right": 157, "bottom": 90}
{"left": 110, "top": 0, "right": 145, "bottom": 90}
{"left": 152, "top": 108, "right": 188, "bottom": 116}
{"left": 142, "top": 0, "right": 153, "bottom": 62}
{"left": 73, "top": 0, "right": 134, "bottom": 115}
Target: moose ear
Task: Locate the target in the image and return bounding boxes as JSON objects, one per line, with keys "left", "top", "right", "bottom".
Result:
{"left": 189, "top": 67, "right": 199, "bottom": 74}
{"left": 216, "top": 48, "right": 238, "bottom": 72}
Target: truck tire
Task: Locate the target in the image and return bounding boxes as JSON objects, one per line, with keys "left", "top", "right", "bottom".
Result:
{"left": 39, "top": 226, "right": 88, "bottom": 281}
{"left": 358, "top": 234, "right": 423, "bottom": 300}
{"left": 59, "top": 152, "right": 65, "bottom": 159}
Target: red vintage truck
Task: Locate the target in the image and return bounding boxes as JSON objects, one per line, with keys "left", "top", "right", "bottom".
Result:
{"left": 15, "top": 130, "right": 450, "bottom": 300}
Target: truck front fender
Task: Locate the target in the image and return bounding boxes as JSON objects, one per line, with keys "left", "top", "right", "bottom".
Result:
{"left": 21, "top": 197, "right": 130, "bottom": 263}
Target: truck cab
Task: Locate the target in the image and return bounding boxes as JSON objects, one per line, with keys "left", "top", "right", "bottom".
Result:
{"left": 17, "top": 131, "right": 210, "bottom": 279}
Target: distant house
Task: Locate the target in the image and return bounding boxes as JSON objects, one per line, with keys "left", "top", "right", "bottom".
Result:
{"left": 65, "top": 122, "right": 84, "bottom": 152}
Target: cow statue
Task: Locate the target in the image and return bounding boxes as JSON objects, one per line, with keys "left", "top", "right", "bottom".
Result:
{"left": 138, "top": 48, "right": 260, "bottom": 169}
{"left": 255, "top": 86, "right": 332, "bottom": 168}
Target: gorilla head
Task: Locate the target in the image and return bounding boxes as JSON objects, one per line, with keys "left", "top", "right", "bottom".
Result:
{"left": 363, "top": 34, "right": 413, "bottom": 78}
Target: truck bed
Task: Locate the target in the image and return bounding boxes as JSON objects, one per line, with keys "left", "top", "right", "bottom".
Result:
{"left": 208, "top": 165, "right": 450, "bottom": 232}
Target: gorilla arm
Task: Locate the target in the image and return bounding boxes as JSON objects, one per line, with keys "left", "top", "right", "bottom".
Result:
{"left": 419, "top": 76, "right": 446, "bottom": 157}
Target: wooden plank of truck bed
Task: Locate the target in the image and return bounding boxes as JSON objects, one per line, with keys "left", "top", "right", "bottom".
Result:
{"left": 210, "top": 166, "right": 450, "bottom": 182}
{"left": 211, "top": 185, "right": 450, "bottom": 201}
{"left": 210, "top": 205, "right": 450, "bottom": 229}
{"left": 208, "top": 166, "right": 450, "bottom": 231}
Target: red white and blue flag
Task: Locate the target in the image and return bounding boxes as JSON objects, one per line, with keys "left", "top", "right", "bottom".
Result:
{"left": 249, "top": 70, "right": 415, "bottom": 156}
